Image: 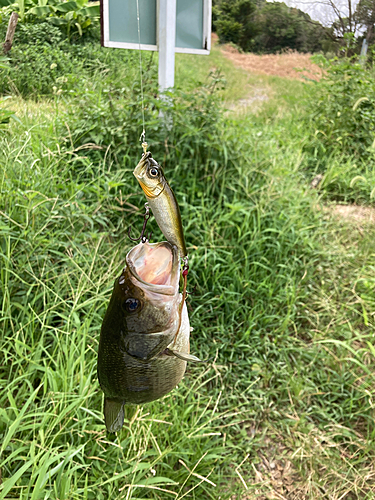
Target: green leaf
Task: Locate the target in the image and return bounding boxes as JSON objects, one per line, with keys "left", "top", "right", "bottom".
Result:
{"left": 78, "top": 4, "right": 99, "bottom": 17}
{"left": 27, "top": 5, "right": 55, "bottom": 16}
{"left": 55, "top": 1, "right": 79, "bottom": 12}
{"left": 1, "top": 386, "right": 42, "bottom": 454}
{"left": 65, "top": 10, "right": 76, "bottom": 20}
{"left": 49, "top": 16, "right": 67, "bottom": 25}
{"left": 0, "top": 460, "right": 34, "bottom": 498}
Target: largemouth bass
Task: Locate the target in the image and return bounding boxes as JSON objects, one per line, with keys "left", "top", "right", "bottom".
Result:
{"left": 133, "top": 152, "right": 187, "bottom": 258}
{"left": 97, "top": 240, "right": 192, "bottom": 432}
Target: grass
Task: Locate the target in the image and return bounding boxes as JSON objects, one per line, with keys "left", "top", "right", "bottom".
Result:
{"left": 175, "top": 45, "right": 258, "bottom": 103}
{"left": 1, "top": 27, "right": 375, "bottom": 500}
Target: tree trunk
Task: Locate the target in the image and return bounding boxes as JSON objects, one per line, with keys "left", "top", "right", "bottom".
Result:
{"left": 3, "top": 12, "right": 19, "bottom": 54}
{"left": 366, "top": 23, "right": 373, "bottom": 44}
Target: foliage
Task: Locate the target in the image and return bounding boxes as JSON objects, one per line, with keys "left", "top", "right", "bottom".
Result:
{"left": 13, "top": 19, "right": 65, "bottom": 44}
{"left": 297, "top": 55, "right": 375, "bottom": 203}
{"left": 64, "top": 71, "right": 226, "bottom": 169}
{"left": 0, "top": 95, "right": 18, "bottom": 126}
{"left": 0, "top": 24, "right": 122, "bottom": 98}
{"left": 212, "top": 0, "right": 375, "bottom": 55}
{"left": 0, "top": 58, "right": 17, "bottom": 126}
{"left": 0, "top": 26, "right": 77, "bottom": 97}
{"left": 26, "top": 0, "right": 100, "bottom": 41}
{"left": 252, "top": 2, "right": 324, "bottom": 54}
{"left": 2, "top": 32, "right": 375, "bottom": 500}
{"left": 0, "top": 56, "right": 9, "bottom": 70}
{"left": 213, "top": 0, "right": 257, "bottom": 52}
{"left": 356, "top": 0, "right": 375, "bottom": 44}
{"left": 306, "top": 56, "right": 375, "bottom": 160}
{"left": 213, "top": 0, "right": 326, "bottom": 53}
{"left": 0, "top": 0, "right": 99, "bottom": 40}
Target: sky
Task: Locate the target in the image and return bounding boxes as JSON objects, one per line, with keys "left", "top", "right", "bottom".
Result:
{"left": 280, "top": 0, "right": 360, "bottom": 26}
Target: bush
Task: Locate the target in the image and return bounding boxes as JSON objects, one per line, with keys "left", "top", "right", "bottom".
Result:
{"left": 0, "top": 21, "right": 80, "bottom": 97}
{"left": 1, "top": 45, "right": 78, "bottom": 97}
{"left": 300, "top": 56, "right": 375, "bottom": 205}
{"left": 0, "top": 22, "right": 136, "bottom": 98}
{"left": 63, "top": 71, "right": 226, "bottom": 170}
{"left": 14, "top": 20, "right": 65, "bottom": 45}
{"left": 307, "top": 56, "right": 375, "bottom": 160}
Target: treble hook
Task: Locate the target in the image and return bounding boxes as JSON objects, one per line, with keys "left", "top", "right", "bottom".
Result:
{"left": 128, "top": 203, "right": 152, "bottom": 243}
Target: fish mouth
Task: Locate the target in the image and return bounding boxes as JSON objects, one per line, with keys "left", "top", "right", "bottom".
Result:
{"left": 133, "top": 152, "right": 163, "bottom": 199}
{"left": 133, "top": 152, "right": 150, "bottom": 188}
{"left": 126, "top": 241, "right": 179, "bottom": 295}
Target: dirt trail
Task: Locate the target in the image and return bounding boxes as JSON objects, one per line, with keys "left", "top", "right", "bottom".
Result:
{"left": 214, "top": 34, "right": 323, "bottom": 81}
{"left": 325, "top": 204, "right": 375, "bottom": 225}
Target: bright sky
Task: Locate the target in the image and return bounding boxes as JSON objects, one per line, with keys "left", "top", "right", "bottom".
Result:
{"left": 281, "top": 0, "right": 360, "bottom": 26}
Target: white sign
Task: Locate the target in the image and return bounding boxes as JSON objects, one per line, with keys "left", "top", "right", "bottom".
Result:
{"left": 101, "top": 0, "right": 212, "bottom": 89}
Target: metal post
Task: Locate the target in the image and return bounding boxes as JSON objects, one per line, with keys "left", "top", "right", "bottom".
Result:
{"left": 360, "top": 39, "right": 368, "bottom": 66}
{"left": 158, "top": 0, "right": 176, "bottom": 92}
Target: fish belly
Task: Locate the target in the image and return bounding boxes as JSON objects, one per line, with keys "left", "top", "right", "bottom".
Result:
{"left": 99, "top": 303, "right": 190, "bottom": 405}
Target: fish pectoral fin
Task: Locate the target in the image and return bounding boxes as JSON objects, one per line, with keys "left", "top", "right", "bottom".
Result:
{"left": 104, "top": 398, "right": 125, "bottom": 433}
{"left": 124, "top": 333, "right": 174, "bottom": 362}
{"left": 166, "top": 348, "right": 207, "bottom": 363}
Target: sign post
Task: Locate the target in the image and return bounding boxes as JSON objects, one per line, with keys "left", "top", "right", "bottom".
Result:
{"left": 158, "top": 0, "right": 176, "bottom": 91}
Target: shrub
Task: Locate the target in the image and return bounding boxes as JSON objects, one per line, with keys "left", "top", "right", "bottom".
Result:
{"left": 1, "top": 42, "right": 78, "bottom": 97}
{"left": 307, "top": 56, "right": 375, "bottom": 161}
{"left": 0, "top": 22, "right": 126, "bottom": 98}
{"left": 301, "top": 56, "right": 375, "bottom": 204}
{"left": 63, "top": 71, "right": 227, "bottom": 172}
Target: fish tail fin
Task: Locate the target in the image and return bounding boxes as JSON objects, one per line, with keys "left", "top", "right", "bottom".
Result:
{"left": 104, "top": 398, "right": 125, "bottom": 433}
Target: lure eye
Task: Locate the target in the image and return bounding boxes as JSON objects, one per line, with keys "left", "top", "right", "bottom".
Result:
{"left": 149, "top": 167, "right": 159, "bottom": 177}
{"left": 123, "top": 298, "right": 141, "bottom": 313}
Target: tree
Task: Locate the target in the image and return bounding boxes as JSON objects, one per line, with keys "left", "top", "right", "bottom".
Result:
{"left": 252, "top": 2, "right": 324, "bottom": 53}
{"left": 213, "top": 0, "right": 258, "bottom": 52}
{"left": 288, "top": 0, "right": 361, "bottom": 51}
{"left": 212, "top": 0, "right": 329, "bottom": 53}
{"left": 355, "top": 0, "right": 375, "bottom": 44}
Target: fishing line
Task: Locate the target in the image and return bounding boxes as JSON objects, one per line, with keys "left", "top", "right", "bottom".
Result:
{"left": 136, "top": 0, "right": 147, "bottom": 150}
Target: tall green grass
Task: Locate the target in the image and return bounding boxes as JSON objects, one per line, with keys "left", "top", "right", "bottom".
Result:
{"left": 1, "top": 37, "right": 375, "bottom": 499}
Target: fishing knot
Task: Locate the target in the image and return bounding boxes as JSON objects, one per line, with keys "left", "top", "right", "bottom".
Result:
{"left": 182, "top": 255, "right": 189, "bottom": 276}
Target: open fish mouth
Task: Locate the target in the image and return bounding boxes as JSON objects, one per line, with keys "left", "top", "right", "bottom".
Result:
{"left": 126, "top": 241, "right": 180, "bottom": 295}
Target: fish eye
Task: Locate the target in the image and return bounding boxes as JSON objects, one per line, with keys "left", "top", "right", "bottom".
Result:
{"left": 149, "top": 167, "right": 159, "bottom": 177}
{"left": 123, "top": 298, "right": 141, "bottom": 313}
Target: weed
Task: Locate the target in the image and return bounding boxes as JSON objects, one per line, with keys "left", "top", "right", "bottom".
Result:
{"left": 1, "top": 35, "right": 375, "bottom": 500}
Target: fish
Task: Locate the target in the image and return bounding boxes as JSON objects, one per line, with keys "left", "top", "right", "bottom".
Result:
{"left": 97, "top": 240, "right": 192, "bottom": 433}
{"left": 133, "top": 151, "right": 187, "bottom": 258}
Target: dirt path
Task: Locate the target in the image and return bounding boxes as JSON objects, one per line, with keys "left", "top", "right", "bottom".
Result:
{"left": 325, "top": 204, "right": 375, "bottom": 226}
{"left": 215, "top": 34, "right": 323, "bottom": 81}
